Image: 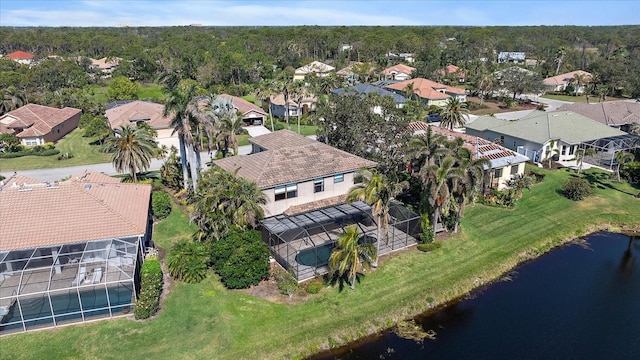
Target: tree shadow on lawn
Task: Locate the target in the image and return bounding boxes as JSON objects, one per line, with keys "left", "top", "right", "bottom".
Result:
{"left": 566, "top": 169, "right": 639, "bottom": 197}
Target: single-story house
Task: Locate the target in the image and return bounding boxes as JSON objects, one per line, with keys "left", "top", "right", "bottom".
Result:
{"left": 6, "top": 51, "right": 35, "bottom": 65}
{"left": 409, "top": 122, "right": 530, "bottom": 190}
{"left": 497, "top": 52, "right": 526, "bottom": 64}
{"left": 293, "top": 61, "right": 335, "bottom": 81}
{"left": 465, "top": 110, "right": 629, "bottom": 164}
{"left": 382, "top": 64, "right": 416, "bottom": 81}
{"left": 331, "top": 83, "right": 407, "bottom": 114}
{"left": 0, "top": 171, "right": 152, "bottom": 334}
{"left": 556, "top": 100, "right": 640, "bottom": 133}
{"left": 0, "top": 104, "right": 81, "bottom": 146}
{"left": 90, "top": 57, "right": 121, "bottom": 73}
{"left": 434, "top": 64, "right": 466, "bottom": 83}
{"left": 385, "top": 78, "right": 467, "bottom": 106}
{"left": 213, "top": 130, "right": 420, "bottom": 280}
{"left": 218, "top": 94, "right": 267, "bottom": 126}
{"left": 269, "top": 94, "right": 317, "bottom": 118}
{"left": 387, "top": 52, "right": 415, "bottom": 63}
{"left": 543, "top": 70, "right": 592, "bottom": 94}
{"left": 105, "top": 100, "right": 173, "bottom": 138}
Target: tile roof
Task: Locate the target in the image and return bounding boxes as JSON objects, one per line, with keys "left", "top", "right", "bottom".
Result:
{"left": 0, "top": 104, "right": 81, "bottom": 138}
{"left": 248, "top": 129, "right": 316, "bottom": 150}
{"left": 218, "top": 94, "right": 267, "bottom": 117}
{"left": 382, "top": 64, "right": 416, "bottom": 76}
{"left": 269, "top": 94, "right": 317, "bottom": 107}
{"left": 0, "top": 171, "right": 151, "bottom": 251}
{"left": 90, "top": 57, "right": 121, "bottom": 70}
{"left": 331, "top": 84, "right": 408, "bottom": 104}
{"left": 105, "top": 100, "right": 172, "bottom": 130}
{"left": 294, "top": 61, "right": 335, "bottom": 75}
{"left": 386, "top": 78, "right": 465, "bottom": 100}
{"left": 284, "top": 194, "right": 347, "bottom": 216}
{"left": 543, "top": 70, "right": 592, "bottom": 86}
{"left": 214, "top": 131, "right": 376, "bottom": 188}
{"left": 434, "top": 64, "right": 466, "bottom": 78}
{"left": 465, "top": 110, "right": 628, "bottom": 145}
{"left": 408, "top": 122, "right": 529, "bottom": 168}
{"left": 6, "top": 51, "right": 34, "bottom": 60}
{"left": 556, "top": 100, "right": 640, "bottom": 127}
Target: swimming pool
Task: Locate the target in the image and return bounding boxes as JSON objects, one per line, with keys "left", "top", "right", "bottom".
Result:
{"left": 295, "top": 236, "right": 377, "bottom": 267}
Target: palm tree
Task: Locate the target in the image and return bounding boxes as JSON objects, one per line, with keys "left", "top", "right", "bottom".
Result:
{"left": 103, "top": 125, "right": 156, "bottom": 183}
{"left": 475, "top": 70, "right": 494, "bottom": 106}
{"left": 256, "top": 79, "right": 276, "bottom": 131}
{"left": 408, "top": 126, "right": 446, "bottom": 171}
{"left": 404, "top": 82, "right": 416, "bottom": 100}
{"left": 439, "top": 97, "right": 469, "bottom": 131}
{"left": 545, "top": 140, "right": 560, "bottom": 168}
{"left": 328, "top": 225, "right": 376, "bottom": 290}
{"left": 0, "top": 87, "right": 27, "bottom": 116}
{"left": 450, "top": 152, "right": 490, "bottom": 233}
{"left": 555, "top": 47, "right": 565, "bottom": 75}
{"left": 575, "top": 147, "right": 596, "bottom": 174}
{"left": 615, "top": 151, "right": 633, "bottom": 182}
{"left": 505, "top": 173, "right": 533, "bottom": 198}
{"left": 167, "top": 240, "right": 209, "bottom": 283}
{"left": 421, "top": 156, "right": 463, "bottom": 236}
{"left": 290, "top": 82, "right": 309, "bottom": 134}
{"left": 347, "top": 169, "right": 408, "bottom": 267}
{"left": 627, "top": 123, "right": 640, "bottom": 136}
{"left": 210, "top": 96, "right": 241, "bottom": 156}
{"left": 573, "top": 73, "right": 587, "bottom": 96}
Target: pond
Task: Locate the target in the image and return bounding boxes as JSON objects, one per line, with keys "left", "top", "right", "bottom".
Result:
{"left": 309, "top": 232, "right": 640, "bottom": 359}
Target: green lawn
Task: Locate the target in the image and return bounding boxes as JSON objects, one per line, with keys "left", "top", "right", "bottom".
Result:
{"left": 540, "top": 93, "right": 628, "bottom": 103}
{"left": 2, "top": 168, "right": 638, "bottom": 359}
{"left": 137, "top": 84, "right": 164, "bottom": 101}
{"left": 0, "top": 129, "right": 112, "bottom": 172}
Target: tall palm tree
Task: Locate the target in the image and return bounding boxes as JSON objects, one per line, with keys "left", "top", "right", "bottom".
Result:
{"left": 404, "top": 82, "right": 416, "bottom": 100}
{"left": 408, "top": 126, "right": 446, "bottom": 172}
{"left": 555, "top": 47, "right": 566, "bottom": 75}
{"left": 103, "top": 125, "right": 156, "bottom": 183}
{"left": 290, "top": 82, "right": 309, "bottom": 134}
{"left": 439, "top": 97, "right": 469, "bottom": 131}
{"left": 328, "top": 225, "right": 376, "bottom": 290}
{"left": 615, "top": 151, "right": 633, "bottom": 182}
{"left": 450, "top": 153, "right": 490, "bottom": 233}
{"left": 573, "top": 73, "right": 587, "bottom": 95}
{"left": 575, "top": 147, "right": 596, "bottom": 174}
{"left": 347, "top": 169, "right": 408, "bottom": 267}
{"left": 256, "top": 79, "right": 276, "bottom": 131}
{"left": 421, "top": 156, "right": 463, "bottom": 236}
{"left": 475, "top": 70, "right": 494, "bottom": 106}
{"left": 545, "top": 139, "right": 560, "bottom": 168}
{"left": 210, "top": 96, "right": 241, "bottom": 156}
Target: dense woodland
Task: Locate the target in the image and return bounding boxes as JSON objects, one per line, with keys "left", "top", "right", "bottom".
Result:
{"left": 1, "top": 25, "right": 639, "bottom": 102}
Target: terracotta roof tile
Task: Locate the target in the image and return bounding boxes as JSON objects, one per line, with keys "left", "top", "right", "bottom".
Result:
{"left": 105, "top": 100, "right": 172, "bottom": 130}
{"left": 382, "top": 64, "right": 416, "bottom": 76}
{"left": 543, "top": 70, "right": 592, "bottom": 86}
{"left": 386, "top": 78, "right": 465, "bottom": 100}
{"left": 6, "top": 51, "right": 34, "bottom": 60}
{"left": 249, "top": 129, "right": 316, "bottom": 150}
{"left": 0, "top": 104, "right": 81, "bottom": 138}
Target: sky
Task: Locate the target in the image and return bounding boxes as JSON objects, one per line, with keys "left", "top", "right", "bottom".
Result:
{"left": 0, "top": 0, "right": 638, "bottom": 27}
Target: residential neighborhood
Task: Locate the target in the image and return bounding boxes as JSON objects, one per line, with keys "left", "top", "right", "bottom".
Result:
{"left": 0, "top": 9, "right": 639, "bottom": 360}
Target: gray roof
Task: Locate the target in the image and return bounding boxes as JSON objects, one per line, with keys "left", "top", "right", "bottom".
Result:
{"left": 331, "top": 84, "right": 407, "bottom": 104}
{"left": 556, "top": 100, "right": 640, "bottom": 127}
{"left": 466, "top": 110, "right": 628, "bottom": 145}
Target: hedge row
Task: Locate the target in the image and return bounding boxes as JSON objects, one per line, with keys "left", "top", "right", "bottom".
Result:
{"left": 134, "top": 257, "right": 163, "bottom": 320}
{"left": 0, "top": 149, "right": 60, "bottom": 158}
{"left": 151, "top": 191, "right": 172, "bottom": 219}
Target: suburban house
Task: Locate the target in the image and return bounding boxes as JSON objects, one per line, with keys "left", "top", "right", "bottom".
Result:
{"left": 387, "top": 52, "right": 415, "bottom": 63}
{"left": 409, "top": 122, "right": 529, "bottom": 190}
{"left": 543, "top": 70, "right": 592, "bottom": 93}
{"left": 331, "top": 84, "right": 407, "bottom": 114}
{"left": 336, "top": 62, "right": 375, "bottom": 84}
{"left": 105, "top": 100, "right": 173, "bottom": 138}
{"left": 90, "top": 57, "right": 121, "bottom": 73}
{"left": 556, "top": 100, "right": 640, "bottom": 133}
{"left": 269, "top": 94, "right": 317, "bottom": 118}
{"left": 385, "top": 78, "right": 467, "bottom": 106}
{"left": 6, "top": 51, "right": 35, "bottom": 65}
{"left": 434, "top": 64, "right": 466, "bottom": 83}
{"left": 216, "top": 94, "right": 267, "bottom": 126}
{"left": 213, "top": 130, "right": 420, "bottom": 280}
{"left": 382, "top": 64, "right": 416, "bottom": 81}
{"left": 465, "top": 111, "right": 630, "bottom": 166}
{"left": 0, "top": 171, "right": 152, "bottom": 334}
{"left": 0, "top": 104, "right": 81, "bottom": 146}
{"left": 293, "top": 61, "right": 335, "bottom": 81}
{"left": 497, "top": 52, "right": 526, "bottom": 64}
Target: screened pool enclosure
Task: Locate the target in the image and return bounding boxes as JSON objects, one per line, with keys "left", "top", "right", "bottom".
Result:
{"left": 0, "top": 237, "right": 142, "bottom": 334}
{"left": 262, "top": 201, "right": 421, "bottom": 281}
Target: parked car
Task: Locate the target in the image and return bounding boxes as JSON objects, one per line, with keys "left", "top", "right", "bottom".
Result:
{"left": 426, "top": 113, "right": 442, "bottom": 122}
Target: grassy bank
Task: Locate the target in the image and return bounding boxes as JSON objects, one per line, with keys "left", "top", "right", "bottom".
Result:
{"left": 0, "top": 129, "right": 111, "bottom": 171}
{"left": 1, "top": 167, "right": 638, "bottom": 359}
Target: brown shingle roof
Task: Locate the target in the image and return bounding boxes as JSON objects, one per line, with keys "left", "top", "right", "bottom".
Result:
{"left": 214, "top": 132, "right": 376, "bottom": 188}
{"left": 105, "top": 100, "right": 172, "bottom": 130}
{"left": 556, "top": 101, "right": 640, "bottom": 127}
{"left": 0, "top": 172, "right": 150, "bottom": 251}
{"left": 382, "top": 64, "right": 416, "bottom": 76}
{"left": 543, "top": 70, "right": 592, "bottom": 86}
{"left": 219, "top": 94, "right": 267, "bottom": 117}
{"left": 386, "top": 78, "right": 466, "bottom": 100}
{"left": 0, "top": 104, "right": 81, "bottom": 138}
{"left": 249, "top": 129, "right": 316, "bottom": 150}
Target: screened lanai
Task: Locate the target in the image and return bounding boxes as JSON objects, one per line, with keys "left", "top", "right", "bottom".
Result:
{"left": 0, "top": 237, "right": 142, "bottom": 335}
{"left": 580, "top": 134, "right": 640, "bottom": 170}
{"left": 262, "top": 201, "right": 421, "bottom": 281}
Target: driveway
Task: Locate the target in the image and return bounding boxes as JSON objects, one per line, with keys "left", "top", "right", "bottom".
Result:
{"left": 243, "top": 125, "right": 271, "bottom": 137}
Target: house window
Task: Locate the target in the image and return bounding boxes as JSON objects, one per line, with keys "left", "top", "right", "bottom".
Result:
{"left": 275, "top": 184, "right": 297, "bottom": 201}
{"left": 569, "top": 145, "right": 576, "bottom": 155}
{"left": 25, "top": 139, "right": 38, "bottom": 146}
{"left": 334, "top": 174, "right": 344, "bottom": 183}
{"left": 494, "top": 168, "right": 503, "bottom": 179}
{"left": 510, "top": 164, "right": 519, "bottom": 175}
{"left": 313, "top": 178, "right": 324, "bottom": 193}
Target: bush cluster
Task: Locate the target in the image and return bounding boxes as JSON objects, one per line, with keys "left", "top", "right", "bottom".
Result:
{"left": 417, "top": 242, "right": 442, "bottom": 252}
{"left": 562, "top": 177, "right": 593, "bottom": 201}
{"left": 134, "top": 257, "right": 163, "bottom": 320}
{"left": 210, "top": 229, "right": 270, "bottom": 289}
{"left": 419, "top": 214, "right": 434, "bottom": 244}
{"left": 151, "top": 191, "right": 172, "bottom": 219}
{"left": 273, "top": 122, "right": 285, "bottom": 131}
{"left": 0, "top": 148, "right": 60, "bottom": 158}
{"left": 272, "top": 267, "right": 298, "bottom": 297}
{"left": 167, "top": 240, "right": 209, "bottom": 284}
{"left": 305, "top": 279, "right": 323, "bottom": 294}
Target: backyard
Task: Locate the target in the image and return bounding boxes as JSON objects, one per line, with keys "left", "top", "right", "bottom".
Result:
{"left": 1, "top": 166, "right": 638, "bottom": 359}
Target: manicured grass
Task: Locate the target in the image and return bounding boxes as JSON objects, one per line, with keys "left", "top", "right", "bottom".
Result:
{"left": 0, "top": 129, "right": 112, "bottom": 171}
{"left": 540, "top": 93, "right": 628, "bottom": 103}
{"left": 137, "top": 84, "right": 164, "bottom": 101}
{"left": 2, "top": 167, "right": 638, "bottom": 359}
{"left": 238, "top": 134, "right": 250, "bottom": 147}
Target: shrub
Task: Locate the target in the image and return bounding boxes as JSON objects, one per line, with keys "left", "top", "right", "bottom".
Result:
{"left": 151, "top": 191, "right": 172, "bottom": 219}
{"left": 44, "top": 142, "right": 55, "bottom": 150}
{"left": 419, "top": 214, "right": 434, "bottom": 244}
{"left": 134, "top": 257, "right": 163, "bottom": 319}
{"left": 272, "top": 267, "right": 298, "bottom": 297}
{"left": 36, "top": 149, "right": 60, "bottom": 156}
{"left": 167, "top": 240, "right": 209, "bottom": 283}
{"left": 210, "top": 229, "right": 270, "bottom": 289}
{"left": 273, "top": 122, "right": 285, "bottom": 131}
{"left": 305, "top": 280, "right": 323, "bottom": 294}
{"left": 562, "top": 177, "right": 593, "bottom": 201}
{"left": 57, "top": 152, "right": 75, "bottom": 160}
{"left": 417, "top": 242, "right": 442, "bottom": 252}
